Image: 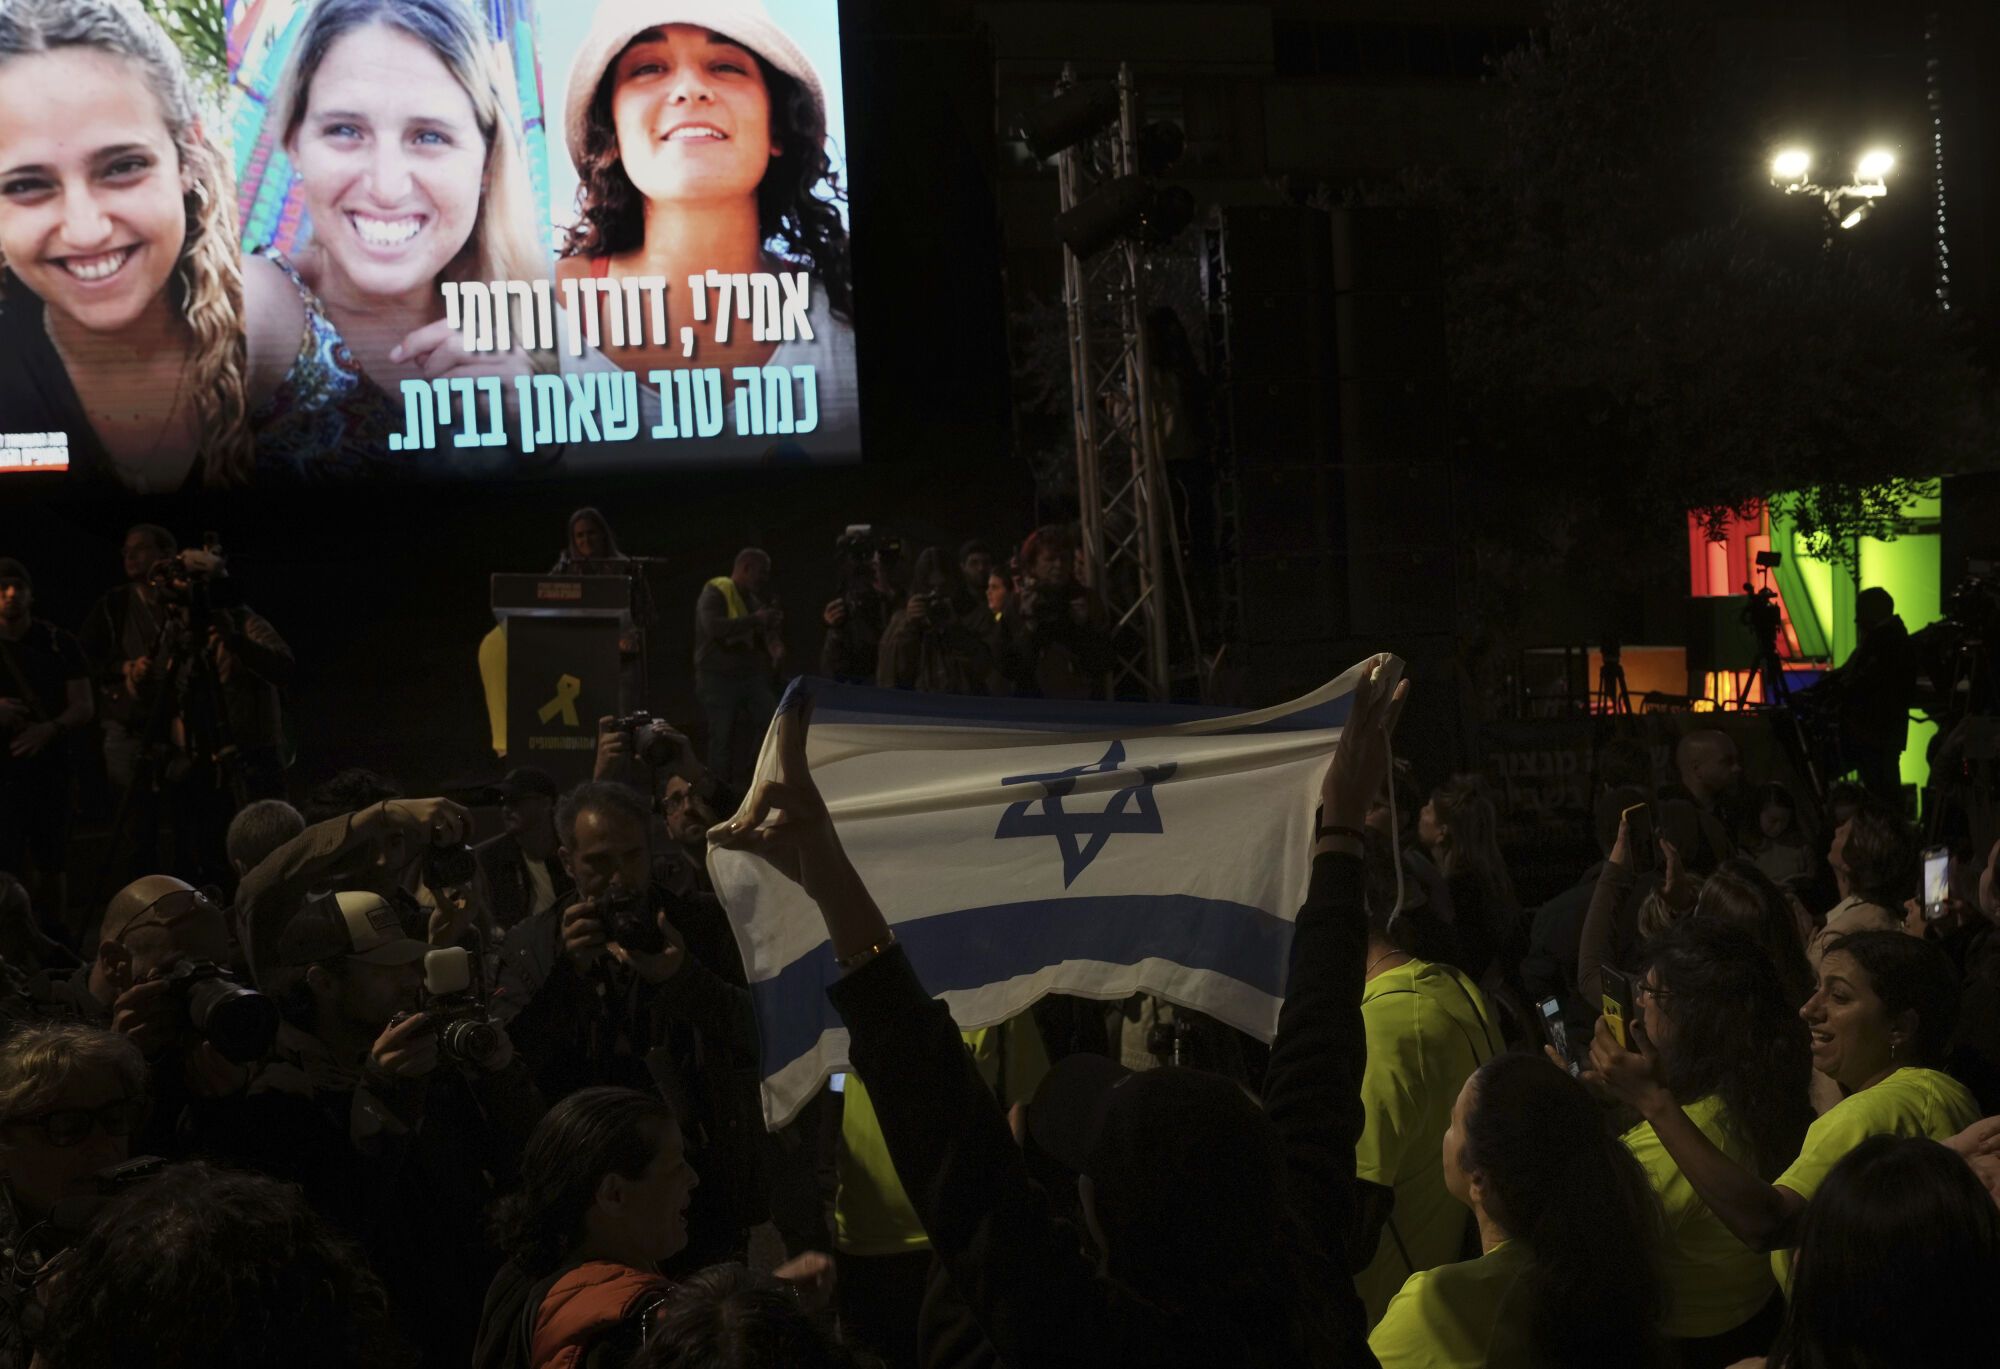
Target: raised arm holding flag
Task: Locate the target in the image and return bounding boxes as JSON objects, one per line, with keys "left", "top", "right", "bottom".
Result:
{"left": 712, "top": 655, "right": 1406, "bottom": 1367}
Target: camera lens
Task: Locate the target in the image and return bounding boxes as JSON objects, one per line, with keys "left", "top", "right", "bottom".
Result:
{"left": 185, "top": 977, "right": 280, "bottom": 1064}
{"left": 440, "top": 1016, "right": 502, "bottom": 1068}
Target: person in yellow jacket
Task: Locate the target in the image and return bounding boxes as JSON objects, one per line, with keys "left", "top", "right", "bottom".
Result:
{"left": 1370, "top": 1053, "right": 1665, "bottom": 1368}
{"left": 1586, "top": 929, "right": 1977, "bottom": 1292}
{"left": 693, "top": 549, "right": 782, "bottom": 789}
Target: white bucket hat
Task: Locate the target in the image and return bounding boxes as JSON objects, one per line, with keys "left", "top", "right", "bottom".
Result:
{"left": 563, "top": 0, "right": 827, "bottom": 174}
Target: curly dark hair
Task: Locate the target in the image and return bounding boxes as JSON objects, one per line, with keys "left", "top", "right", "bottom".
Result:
{"left": 1642, "top": 919, "right": 1815, "bottom": 1181}
{"left": 34, "top": 1161, "right": 410, "bottom": 1369}
{"left": 562, "top": 33, "right": 851, "bottom": 325}
{"left": 489, "top": 1085, "right": 676, "bottom": 1277}
{"left": 632, "top": 1263, "right": 883, "bottom": 1369}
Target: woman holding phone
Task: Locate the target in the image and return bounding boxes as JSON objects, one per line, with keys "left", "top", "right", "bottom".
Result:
{"left": 243, "top": 0, "right": 546, "bottom": 478}
{"left": 1594, "top": 920, "right": 1813, "bottom": 1367}
{"left": 556, "top": 0, "right": 858, "bottom": 458}
{"left": 1588, "top": 930, "right": 1977, "bottom": 1289}
{"left": 0, "top": 0, "right": 248, "bottom": 490}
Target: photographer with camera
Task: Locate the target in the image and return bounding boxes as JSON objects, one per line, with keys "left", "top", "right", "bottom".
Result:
{"left": 875, "top": 546, "right": 1002, "bottom": 696}
{"left": 21, "top": 876, "right": 272, "bottom": 1161}
{"left": 820, "top": 528, "right": 902, "bottom": 685}
{"left": 103, "top": 542, "right": 293, "bottom": 883}
{"left": 499, "top": 782, "right": 764, "bottom": 1275}
{"left": 0, "top": 558, "right": 93, "bottom": 939}
{"left": 594, "top": 715, "right": 720, "bottom": 897}
{"left": 0, "top": 1021, "right": 151, "bottom": 1369}
{"left": 213, "top": 889, "right": 541, "bottom": 1365}
{"left": 236, "top": 795, "right": 482, "bottom": 991}
{"left": 76, "top": 524, "right": 177, "bottom": 794}
{"left": 999, "top": 526, "right": 1114, "bottom": 701}
{"left": 694, "top": 550, "right": 783, "bottom": 793}
{"left": 475, "top": 769, "right": 574, "bottom": 936}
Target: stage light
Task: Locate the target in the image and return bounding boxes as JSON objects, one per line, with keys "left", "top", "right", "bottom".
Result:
{"left": 1856, "top": 149, "right": 1895, "bottom": 181}
{"left": 1054, "top": 176, "right": 1195, "bottom": 258}
{"left": 1771, "top": 147, "right": 1812, "bottom": 182}
{"left": 1840, "top": 207, "right": 1867, "bottom": 229}
{"left": 1017, "top": 81, "right": 1119, "bottom": 161}
{"left": 1054, "top": 174, "right": 1151, "bottom": 257}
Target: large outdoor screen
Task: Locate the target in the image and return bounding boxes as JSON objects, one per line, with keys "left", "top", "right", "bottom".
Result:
{"left": 0, "top": 0, "right": 856, "bottom": 490}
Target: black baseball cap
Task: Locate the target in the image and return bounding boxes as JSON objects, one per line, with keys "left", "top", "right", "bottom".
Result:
{"left": 494, "top": 767, "right": 559, "bottom": 802}
{"left": 0, "top": 557, "right": 28, "bottom": 587}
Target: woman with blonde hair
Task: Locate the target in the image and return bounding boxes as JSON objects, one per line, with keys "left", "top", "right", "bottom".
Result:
{"left": 0, "top": 0, "right": 248, "bottom": 490}
{"left": 243, "top": 0, "right": 548, "bottom": 478}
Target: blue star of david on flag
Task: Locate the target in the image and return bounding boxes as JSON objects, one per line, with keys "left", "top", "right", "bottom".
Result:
{"left": 993, "top": 741, "right": 1178, "bottom": 887}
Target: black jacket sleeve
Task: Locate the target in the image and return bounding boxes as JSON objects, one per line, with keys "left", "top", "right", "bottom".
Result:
{"left": 830, "top": 947, "right": 1134, "bottom": 1365}
{"left": 1260, "top": 852, "right": 1374, "bottom": 1294}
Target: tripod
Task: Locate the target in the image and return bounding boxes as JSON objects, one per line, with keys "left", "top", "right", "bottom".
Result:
{"left": 96, "top": 594, "right": 247, "bottom": 904}
{"left": 1741, "top": 573, "right": 1791, "bottom": 709}
{"left": 1594, "top": 641, "right": 1633, "bottom": 716}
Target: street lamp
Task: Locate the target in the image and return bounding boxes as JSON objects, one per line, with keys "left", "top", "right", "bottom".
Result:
{"left": 1769, "top": 145, "right": 1898, "bottom": 230}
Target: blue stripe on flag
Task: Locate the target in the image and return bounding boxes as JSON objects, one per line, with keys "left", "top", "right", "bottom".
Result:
{"left": 751, "top": 893, "right": 1297, "bottom": 1078}
{"left": 780, "top": 676, "right": 1351, "bottom": 735}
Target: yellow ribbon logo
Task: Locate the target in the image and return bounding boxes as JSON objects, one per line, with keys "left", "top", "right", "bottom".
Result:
{"left": 537, "top": 673, "right": 582, "bottom": 728}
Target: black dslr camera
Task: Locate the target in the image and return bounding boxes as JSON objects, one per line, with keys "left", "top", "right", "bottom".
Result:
{"left": 156, "top": 959, "right": 278, "bottom": 1064}
{"left": 423, "top": 840, "right": 477, "bottom": 891}
{"left": 915, "top": 590, "right": 955, "bottom": 627}
{"left": 598, "top": 886, "right": 666, "bottom": 955}
{"left": 608, "top": 712, "right": 686, "bottom": 768}
{"left": 412, "top": 947, "right": 505, "bottom": 1070}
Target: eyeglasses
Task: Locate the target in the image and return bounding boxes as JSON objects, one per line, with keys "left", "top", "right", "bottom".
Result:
{"left": 4, "top": 1098, "right": 147, "bottom": 1148}
{"left": 1636, "top": 981, "right": 1672, "bottom": 1004}
{"left": 662, "top": 790, "right": 691, "bottom": 815}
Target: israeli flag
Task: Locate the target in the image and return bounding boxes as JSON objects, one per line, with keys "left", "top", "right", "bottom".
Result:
{"left": 710, "top": 657, "right": 1392, "bottom": 1128}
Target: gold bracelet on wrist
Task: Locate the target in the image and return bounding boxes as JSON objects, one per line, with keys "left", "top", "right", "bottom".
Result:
{"left": 836, "top": 931, "right": 898, "bottom": 971}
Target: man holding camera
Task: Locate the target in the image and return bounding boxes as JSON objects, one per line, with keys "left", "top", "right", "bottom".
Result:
{"left": 235, "top": 795, "right": 483, "bottom": 991}
{"left": 473, "top": 766, "right": 573, "bottom": 934}
{"left": 694, "top": 548, "right": 783, "bottom": 792}
{"left": 213, "top": 888, "right": 542, "bottom": 1366}
{"left": 22, "top": 875, "right": 267, "bottom": 1160}
{"left": 876, "top": 545, "right": 1001, "bottom": 695}
{"left": 76, "top": 524, "right": 177, "bottom": 793}
{"left": 498, "top": 780, "right": 765, "bottom": 1273}
{"left": 821, "top": 527, "right": 902, "bottom": 684}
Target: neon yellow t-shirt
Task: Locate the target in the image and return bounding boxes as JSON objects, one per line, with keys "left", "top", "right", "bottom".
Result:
{"left": 1771, "top": 1066, "right": 1978, "bottom": 1287}
{"left": 1622, "top": 1093, "right": 1774, "bottom": 1337}
{"left": 835, "top": 1013, "right": 1052, "bottom": 1256}
{"left": 1353, "top": 958, "right": 1497, "bottom": 1325}
{"left": 1369, "top": 1238, "right": 1535, "bottom": 1369}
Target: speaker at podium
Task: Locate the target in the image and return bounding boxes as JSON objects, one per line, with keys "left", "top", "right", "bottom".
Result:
{"left": 483, "top": 574, "right": 639, "bottom": 786}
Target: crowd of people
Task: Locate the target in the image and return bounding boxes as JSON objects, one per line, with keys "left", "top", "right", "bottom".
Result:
{"left": 3, "top": 516, "right": 2000, "bottom": 1369}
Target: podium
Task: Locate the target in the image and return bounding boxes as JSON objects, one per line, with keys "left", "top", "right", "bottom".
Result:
{"left": 491, "top": 574, "right": 634, "bottom": 786}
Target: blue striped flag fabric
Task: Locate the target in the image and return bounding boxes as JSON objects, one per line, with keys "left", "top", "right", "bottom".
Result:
{"left": 709, "top": 656, "right": 1399, "bottom": 1128}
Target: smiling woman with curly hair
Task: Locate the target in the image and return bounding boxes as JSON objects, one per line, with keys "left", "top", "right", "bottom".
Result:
{"left": 557, "top": 0, "right": 858, "bottom": 460}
